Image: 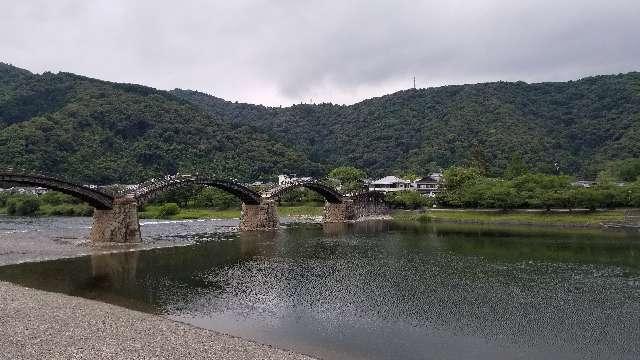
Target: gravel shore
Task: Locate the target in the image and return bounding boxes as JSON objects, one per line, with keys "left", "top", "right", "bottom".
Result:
{"left": 0, "top": 281, "right": 316, "bottom": 360}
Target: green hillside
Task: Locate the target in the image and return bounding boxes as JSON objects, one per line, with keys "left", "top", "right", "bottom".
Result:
{"left": 1, "top": 62, "right": 639, "bottom": 183}
{"left": 173, "top": 73, "right": 640, "bottom": 178}
{"left": 0, "top": 63, "right": 322, "bottom": 183}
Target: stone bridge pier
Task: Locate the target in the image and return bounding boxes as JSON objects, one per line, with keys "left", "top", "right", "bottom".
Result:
{"left": 324, "top": 200, "right": 356, "bottom": 222}
{"left": 90, "top": 197, "right": 141, "bottom": 243}
{"left": 239, "top": 199, "right": 279, "bottom": 231}
{"left": 324, "top": 194, "right": 390, "bottom": 223}
{"left": 87, "top": 193, "right": 389, "bottom": 241}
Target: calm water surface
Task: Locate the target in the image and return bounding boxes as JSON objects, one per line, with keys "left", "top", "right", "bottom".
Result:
{"left": 1, "top": 218, "right": 640, "bottom": 359}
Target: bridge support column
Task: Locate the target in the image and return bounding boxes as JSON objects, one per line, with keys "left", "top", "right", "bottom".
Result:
{"left": 239, "top": 200, "right": 279, "bottom": 231}
{"left": 324, "top": 194, "right": 390, "bottom": 223}
{"left": 323, "top": 200, "right": 355, "bottom": 222}
{"left": 350, "top": 195, "right": 390, "bottom": 219}
{"left": 90, "top": 198, "right": 141, "bottom": 243}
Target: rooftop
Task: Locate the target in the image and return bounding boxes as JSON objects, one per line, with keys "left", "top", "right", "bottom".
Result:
{"left": 371, "top": 176, "right": 410, "bottom": 185}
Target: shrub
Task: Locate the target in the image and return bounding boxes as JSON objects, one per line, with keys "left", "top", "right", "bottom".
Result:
{"left": 78, "top": 205, "right": 94, "bottom": 216}
{"left": 386, "top": 191, "right": 431, "bottom": 209}
{"left": 192, "top": 187, "right": 241, "bottom": 209}
{"left": 45, "top": 204, "right": 94, "bottom": 217}
{"left": 40, "top": 191, "right": 79, "bottom": 205}
{"left": 158, "top": 203, "right": 180, "bottom": 218}
{"left": 6, "top": 197, "right": 40, "bottom": 216}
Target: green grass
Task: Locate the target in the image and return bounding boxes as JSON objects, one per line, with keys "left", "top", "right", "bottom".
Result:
{"left": 138, "top": 205, "right": 323, "bottom": 220}
{"left": 278, "top": 205, "right": 323, "bottom": 217}
{"left": 138, "top": 205, "right": 239, "bottom": 219}
{"left": 0, "top": 204, "right": 93, "bottom": 216}
{"left": 393, "top": 209, "right": 626, "bottom": 227}
{"left": 38, "top": 203, "right": 93, "bottom": 216}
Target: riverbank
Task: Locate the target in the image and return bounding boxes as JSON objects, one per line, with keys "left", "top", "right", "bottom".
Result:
{"left": 138, "top": 205, "right": 324, "bottom": 220}
{"left": 0, "top": 281, "right": 315, "bottom": 360}
{"left": 392, "top": 209, "right": 626, "bottom": 228}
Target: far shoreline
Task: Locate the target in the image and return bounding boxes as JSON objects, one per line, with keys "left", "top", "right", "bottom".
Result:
{"left": 138, "top": 205, "right": 631, "bottom": 229}
{"left": 0, "top": 205, "right": 633, "bottom": 230}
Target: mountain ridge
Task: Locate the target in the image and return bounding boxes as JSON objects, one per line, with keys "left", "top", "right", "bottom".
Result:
{"left": 171, "top": 72, "right": 640, "bottom": 177}
{"left": 1, "top": 62, "right": 639, "bottom": 182}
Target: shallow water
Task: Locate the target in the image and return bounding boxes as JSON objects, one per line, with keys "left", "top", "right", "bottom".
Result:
{"left": 1, "top": 218, "right": 640, "bottom": 359}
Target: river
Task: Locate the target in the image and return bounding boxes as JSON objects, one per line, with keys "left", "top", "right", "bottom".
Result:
{"left": 0, "top": 217, "right": 639, "bottom": 359}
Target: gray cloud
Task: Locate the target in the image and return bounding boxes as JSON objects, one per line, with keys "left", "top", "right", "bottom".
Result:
{"left": 2, "top": 0, "right": 639, "bottom": 105}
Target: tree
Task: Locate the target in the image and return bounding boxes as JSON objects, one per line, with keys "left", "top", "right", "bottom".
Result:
{"left": 327, "top": 166, "right": 367, "bottom": 194}
{"left": 574, "top": 188, "right": 604, "bottom": 211}
{"left": 41, "top": 191, "right": 80, "bottom": 205}
{"left": 627, "top": 180, "right": 640, "bottom": 207}
{"left": 504, "top": 154, "right": 528, "bottom": 179}
{"left": 467, "top": 144, "right": 489, "bottom": 175}
{"left": 437, "top": 166, "right": 483, "bottom": 207}
{"left": 6, "top": 196, "right": 40, "bottom": 216}
{"left": 385, "top": 190, "right": 431, "bottom": 209}
{"left": 483, "top": 181, "right": 519, "bottom": 210}
{"left": 616, "top": 158, "right": 640, "bottom": 182}
{"left": 158, "top": 203, "right": 180, "bottom": 218}
{"left": 192, "top": 187, "right": 240, "bottom": 210}
{"left": 152, "top": 186, "right": 198, "bottom": 208}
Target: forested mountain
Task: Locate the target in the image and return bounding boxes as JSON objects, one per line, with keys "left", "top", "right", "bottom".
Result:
{"left": 0, "top": 63, "right": 322, "bottom": 183}
{"left": 172, "top": 72, "right": 640, "bottom": 178}
{"left": 1, "top": 62, "right": 639, "bottom": 183}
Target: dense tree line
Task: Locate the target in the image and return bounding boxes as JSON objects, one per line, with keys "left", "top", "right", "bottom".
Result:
{"left": 0, "top": 191, "right": 92, "bottom": 216}
{"left": 436, "top": 166, "right": 640, "bottom": 210}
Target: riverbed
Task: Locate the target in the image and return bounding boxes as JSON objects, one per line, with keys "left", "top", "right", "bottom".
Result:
{"left": 1, "top": 216, "right": 639, "bottom": 359}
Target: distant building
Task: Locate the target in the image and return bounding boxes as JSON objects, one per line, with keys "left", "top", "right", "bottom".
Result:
{"left": 278, "top": 174, "right": 313, "bottom": 186}
{"left": 413, "top": 174, "right": 442, "bottom": 197}
{"left": 572, "top": 180, "right": 595, "bottom": 188}
{"left": 0, "top": 186, "right": 48, "bottom": 195}
{"left": 368, "top": 176, "right": 411, "bottom": 192}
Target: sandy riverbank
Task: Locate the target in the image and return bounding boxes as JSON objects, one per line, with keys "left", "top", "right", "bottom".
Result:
{"left": 0, "top": 281, "right": 316, "bottom": 360}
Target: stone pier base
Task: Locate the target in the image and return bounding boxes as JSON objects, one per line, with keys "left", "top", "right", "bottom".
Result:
{"left": 239, "top": 201, "right": 279, "bottom": 231}
{"left": 89, "top": 199, "right": 141, "bottom": 243}
{"left": 323, "top": 200, "right": 355, "bottom": 222}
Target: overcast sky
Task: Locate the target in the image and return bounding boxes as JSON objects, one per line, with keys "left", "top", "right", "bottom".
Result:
{"left": 2, "top": 0, "right": 639, "bottom": 106}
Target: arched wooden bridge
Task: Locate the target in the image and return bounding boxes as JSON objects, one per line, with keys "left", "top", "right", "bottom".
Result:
{"left": 0, "top": 171, "right": 388, "bottom": 243}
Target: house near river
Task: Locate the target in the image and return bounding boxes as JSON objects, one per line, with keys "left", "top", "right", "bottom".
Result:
{"left": 368, "top": 173, "right": 442, "bottom": 197}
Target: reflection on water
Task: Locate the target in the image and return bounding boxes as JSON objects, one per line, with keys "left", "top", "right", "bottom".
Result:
{"left": 1, "top": 220, "right": 640, "bottom": 359}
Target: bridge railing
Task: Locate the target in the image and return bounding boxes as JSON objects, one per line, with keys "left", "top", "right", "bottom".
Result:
{"left": 129, "top": 174, "right": 197, "bottom": 198}
{"left": 0, "top": 167, "right": 117, "bottom": 197}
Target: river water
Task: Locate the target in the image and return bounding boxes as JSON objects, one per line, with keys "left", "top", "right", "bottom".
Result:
{"left": 1, "top": 217, "right": 639, "bottom": 359}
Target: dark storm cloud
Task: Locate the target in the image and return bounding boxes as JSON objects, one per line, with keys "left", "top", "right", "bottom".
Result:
{"left": 2, "top": 0, "right": 639, "bottom": 105}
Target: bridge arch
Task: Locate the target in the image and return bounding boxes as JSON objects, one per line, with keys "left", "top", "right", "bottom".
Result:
{"left": 132, "top": 176, "right": 262, "bottom": 206}
{"left": 348, "top": 190, "right": 386, "bottom": 202}
{"left": 0, "top": 171, "right": 114, "bottom": 209}
{"left": 263, "top": 181, "right": 344, "bottom": 204}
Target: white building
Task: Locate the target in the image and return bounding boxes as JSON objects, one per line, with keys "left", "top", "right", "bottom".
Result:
{"left": 0, "top": 186, "right": 49, "bottom": 195}
{"left": 368, "top": 176, "right": 412, "bottom": 192}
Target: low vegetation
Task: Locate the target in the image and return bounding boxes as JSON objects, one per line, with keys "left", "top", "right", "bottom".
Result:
{"left": 393, "top": 209, "right": 624, "bottom": 227}
{"left": 0, "top": 192, "right": 93, "bottom": 216}
{"left": 138, "top": 186, "right": 324, "bottom": 220}
{"left": 436, "top": 165, "right": 640, "bottom": 210}
{"left": 138, "top": 204, "right": 323, "bottom": 220}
